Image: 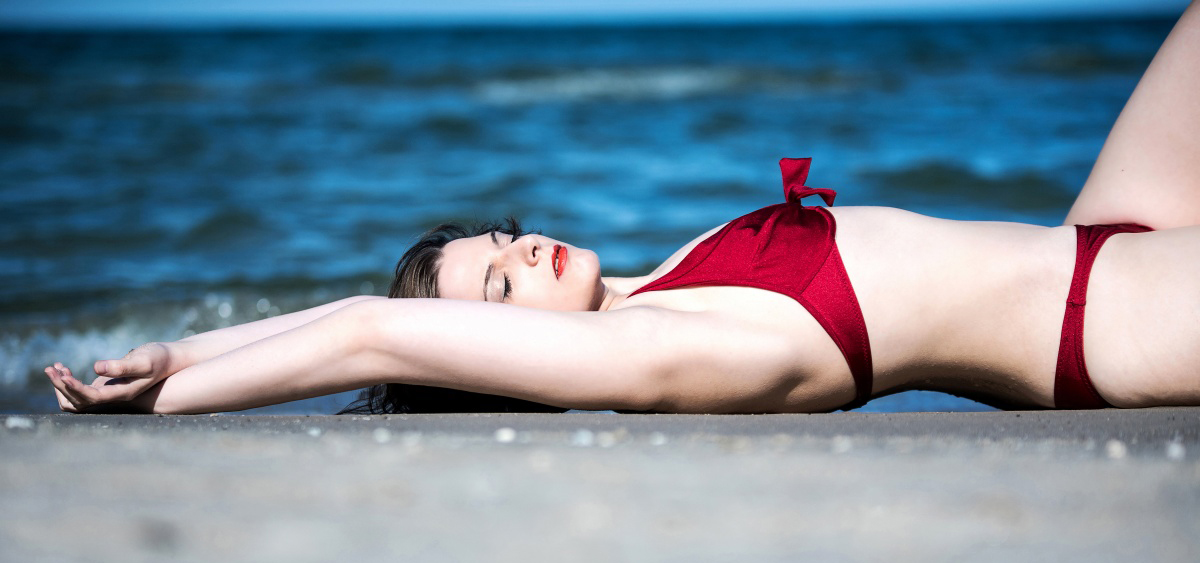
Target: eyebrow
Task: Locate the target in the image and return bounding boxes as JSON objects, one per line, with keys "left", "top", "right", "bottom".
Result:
{"left": 483, "top": 231, "right": 500, "bottom": 301}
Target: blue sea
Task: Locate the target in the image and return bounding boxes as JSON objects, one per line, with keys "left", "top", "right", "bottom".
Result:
{"left": 0, "top": 17, "right": 1174, "bottom": 414}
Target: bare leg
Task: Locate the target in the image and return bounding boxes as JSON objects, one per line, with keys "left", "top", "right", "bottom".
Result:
{"left": 1065, "top": 2, "right": 1200, "bottom": 229}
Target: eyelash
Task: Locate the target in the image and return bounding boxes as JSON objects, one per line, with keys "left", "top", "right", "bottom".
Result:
{"left": 502, "top": 232, "right": 522, "bottom": 301}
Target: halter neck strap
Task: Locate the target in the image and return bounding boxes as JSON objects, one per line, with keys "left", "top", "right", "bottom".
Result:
{"left": 780, "top": 157, "right": 836, "bottom": 206}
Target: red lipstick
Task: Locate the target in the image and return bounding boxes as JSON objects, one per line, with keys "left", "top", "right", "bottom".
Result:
{"left": 553, "top": 245, "right": 567, "bottom": 279}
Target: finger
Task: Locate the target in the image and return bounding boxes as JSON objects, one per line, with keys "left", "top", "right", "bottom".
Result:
{"left": 55, "top": 368, "right": 90, "bottom": 406}
{"left": 102, "top": 379, "right": 150, "bottom": 403}
{"left": 60, "top": 373, "right": 109, "bottom": 406}
{"left": 44, "top": 368, "right": 67, "bottom": 406}
{"left": 45, "top": 367, "right": 82, "bottom": 412}
{"left": 55, "top": 386, "right": 77, "bottom": 413}
{"left": 95, "top": 356, "right": 153, "bottom": 379}
{"left": 45, "top": 365, "right": 68, "bottom": 393}
{"left": 50, "top": 365, "right": 147, "bottom": 408}
{"left": 55, "top": 366, "right": 109, "bottom": 408}
{"left": 93, "top": 375, "right": 117, "bottom": 387}
{"left": 58, "top": 365, "right": 94, "bottom": 400}
{"left": 46, "top": 367, "right": 83, "bottom": 410}
{"left": 87, "top": 374, "right": 154, "bottom": 403}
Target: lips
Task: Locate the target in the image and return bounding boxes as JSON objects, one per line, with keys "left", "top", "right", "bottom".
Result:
{"left": 552, "top": 245, "right": 567, "bottom": 279}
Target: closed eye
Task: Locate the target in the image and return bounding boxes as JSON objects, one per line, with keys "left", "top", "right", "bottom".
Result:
{"left": 502, "top": 231, "right": 521, "bottom": 301}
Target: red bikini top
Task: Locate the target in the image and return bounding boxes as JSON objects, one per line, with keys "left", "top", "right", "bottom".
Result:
{"left": 628, "top": 158, "right": 874, "bottom": 410}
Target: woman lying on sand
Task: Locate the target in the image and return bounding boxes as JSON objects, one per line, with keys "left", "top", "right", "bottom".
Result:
{"left": 46, "top": 4, "right": 1200, "bottom": 415}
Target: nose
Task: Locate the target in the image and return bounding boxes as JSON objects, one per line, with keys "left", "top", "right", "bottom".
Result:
{"left": 515, "top": 235, "right": 540, "bottom": 267}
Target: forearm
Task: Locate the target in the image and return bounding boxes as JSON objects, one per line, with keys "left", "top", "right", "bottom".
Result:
{"left": 167, "top": 295, "right": 385, "bottom": 372}
{"left": 138, "top": 302, "right": 388, "bottom": 414}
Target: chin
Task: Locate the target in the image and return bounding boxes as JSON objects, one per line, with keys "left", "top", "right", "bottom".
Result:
{"left": 551, "top": 248, "right": 603, "bottom": 311}
{"left": 580, "top": 253, "right": 606, "bottom": 310}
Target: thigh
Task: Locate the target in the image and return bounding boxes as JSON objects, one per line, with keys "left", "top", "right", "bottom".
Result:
{"left": 1084, "top": 227, "right": 1200, "bottom": 407}
{"left": 1065, "top": 4, "right": 1200, "bottom": 229}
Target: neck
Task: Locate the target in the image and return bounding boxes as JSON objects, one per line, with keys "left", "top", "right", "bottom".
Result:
{"left": 596, "top": 283, "right": 618, "bottom": 311}
{"left": 596, "top": 275, "right": 647, "bottom": 311}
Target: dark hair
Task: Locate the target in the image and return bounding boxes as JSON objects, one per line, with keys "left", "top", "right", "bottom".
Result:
{"left": 339, "top": 217, "right": 571, "bottom": 415}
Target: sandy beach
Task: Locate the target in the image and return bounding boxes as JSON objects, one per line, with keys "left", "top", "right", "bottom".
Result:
{"left": 2, "top": 408, "right": 1197, "bottom": 562}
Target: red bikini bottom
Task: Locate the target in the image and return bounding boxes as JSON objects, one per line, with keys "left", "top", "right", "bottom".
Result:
{"left": 1054, "top": 223, "right": 1153, "bottom": 409}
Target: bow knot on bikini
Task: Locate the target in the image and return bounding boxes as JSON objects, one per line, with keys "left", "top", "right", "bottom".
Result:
{"left": 780, "top": 157, "right": 836, "bottom": 206}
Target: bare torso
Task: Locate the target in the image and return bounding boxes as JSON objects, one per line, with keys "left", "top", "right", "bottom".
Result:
{"left": 610, "top": 206, "right": 1200, "bottom": 411}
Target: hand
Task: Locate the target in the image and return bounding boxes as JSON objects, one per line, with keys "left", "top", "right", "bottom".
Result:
{"left": 95, "top": 341, "right": 178, "bottom": 382}
{"left": 44, "top": 342, "right": 177, "bottom": 413}
{"left": 44, "top": 364, "right": 121, "bottom": 413}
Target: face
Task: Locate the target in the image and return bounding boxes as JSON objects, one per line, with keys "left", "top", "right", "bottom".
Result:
{"left": 437, "top": 231, "right": 605, "bottom": 311}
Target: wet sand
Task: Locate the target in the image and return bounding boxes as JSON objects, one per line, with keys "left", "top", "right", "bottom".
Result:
{"left": 2, "top": 409, "right": 1198, "bottom": 562}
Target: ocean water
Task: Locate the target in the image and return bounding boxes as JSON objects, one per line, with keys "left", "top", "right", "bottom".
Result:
{"left": 0, "top": 18, "right": 1174, "bottom": 414}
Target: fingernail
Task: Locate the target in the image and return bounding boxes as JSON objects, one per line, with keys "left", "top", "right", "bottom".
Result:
{"left": 95, "top": 361, "right": 107, "bottom": 374}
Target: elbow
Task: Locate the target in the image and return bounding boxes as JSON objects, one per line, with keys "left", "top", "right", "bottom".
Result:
{"left": 330, "top": 299, "right": 407, "bottom": 386}
{"left": 333, "top": 300, "right": 387, "bottom": 356}
{"left": 149, "top": 399, "right": 184, "bottom": 415}
{"left": 617, "top": 387, "right": 664, "bottom": 413}
{"left": 137, "top": 386, "right": 188, "bottom": 415}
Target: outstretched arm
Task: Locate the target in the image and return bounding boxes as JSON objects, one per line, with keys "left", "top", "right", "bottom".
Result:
{"left": 168, "top": 295, "right": 385, "bottom": 369}
{"left": 48, "top": 298, "right": 685, "bottom": 414}
{"left": 46, "top": 295, "right": 385, "bottom": 408}
{"left": 98, "top": 295, "right": 385, "bottom": 378}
